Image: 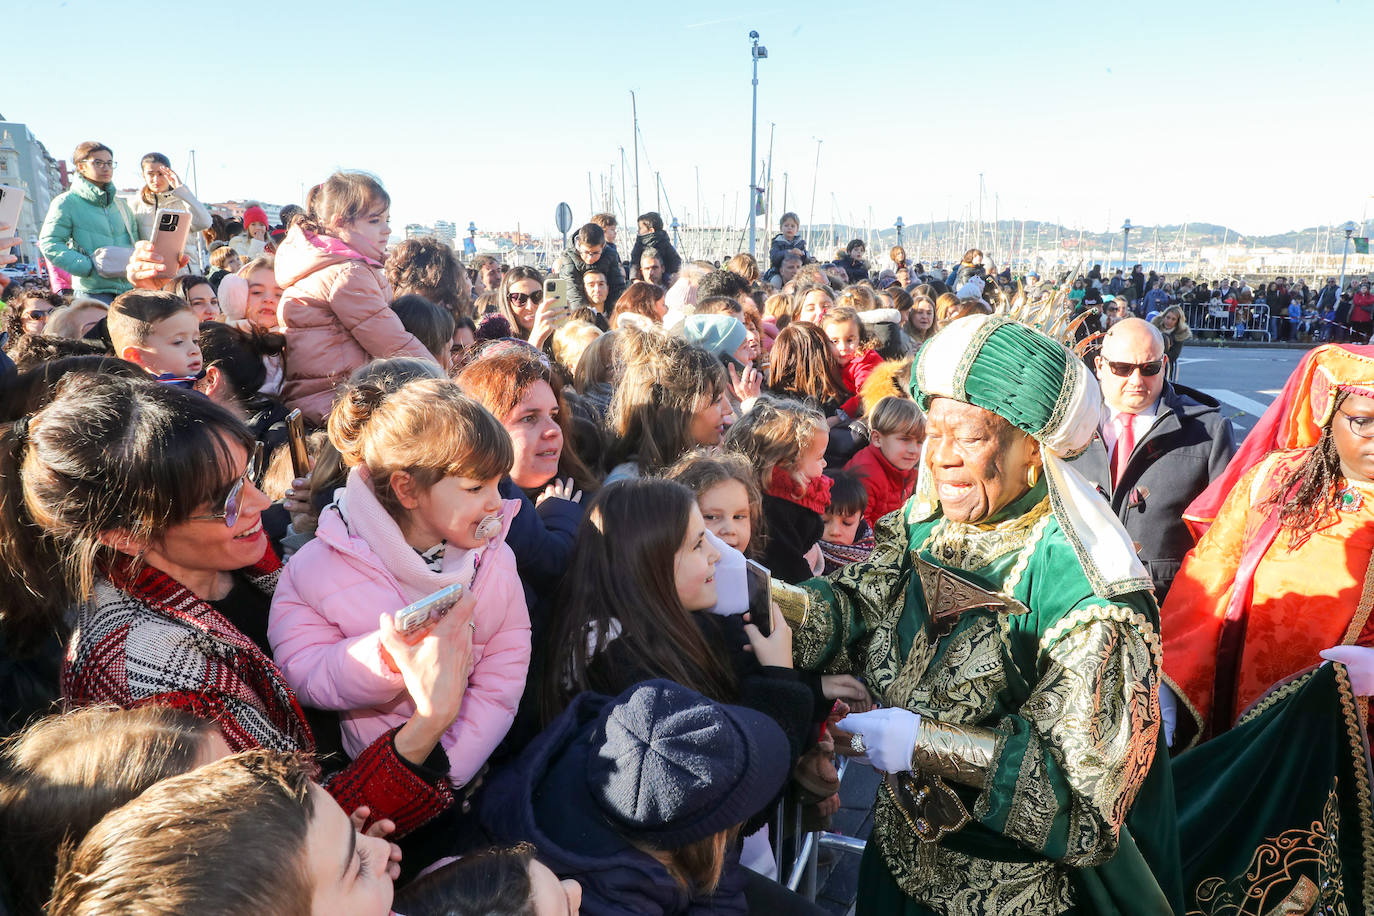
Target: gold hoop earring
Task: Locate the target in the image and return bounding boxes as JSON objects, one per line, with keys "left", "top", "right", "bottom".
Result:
{"left": 1026, "top": 464, "right": 1040, "bottom": 489}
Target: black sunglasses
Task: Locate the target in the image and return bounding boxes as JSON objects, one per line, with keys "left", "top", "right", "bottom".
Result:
{"left": 507, "top": 290, "right": 543, "bottom": 306}
{"left": 1105, "top": 359, "right": 1164, "bottom": 377}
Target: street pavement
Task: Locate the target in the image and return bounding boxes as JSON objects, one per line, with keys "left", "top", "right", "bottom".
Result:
{"left": 1174, "top": 346, "right": 1306, "bottom": 442}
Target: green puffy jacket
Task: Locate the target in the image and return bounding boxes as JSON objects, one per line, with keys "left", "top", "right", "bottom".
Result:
{"left": 39, "top": 175, "right": 137, "bottom": 296}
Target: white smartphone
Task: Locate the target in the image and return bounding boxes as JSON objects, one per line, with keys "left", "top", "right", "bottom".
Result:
{"left": 150, "top": 209, "right": 192, "bottom": 279}
{"left": 0, "top": 184, "right": 25, "bottom": 241}
{"left": 394, "top": 583, "right": 465, "bottom": 637}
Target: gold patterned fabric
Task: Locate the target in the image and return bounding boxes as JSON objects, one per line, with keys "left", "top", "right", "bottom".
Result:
{"left": 795, "top": 482, "right": 1174, "bottom": 914}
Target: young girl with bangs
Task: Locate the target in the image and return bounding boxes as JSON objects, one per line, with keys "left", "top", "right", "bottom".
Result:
{"left": 724, "top": 397, "right": 832, "bottom": 584}
{"left": 269, "top": 377, "right": 531, "bottom": 790}
{"left": 276, "top": 171, "right": 433, "bottom": 424}
{"left": 820, "top": 305, "right": 882, "bottom": 417}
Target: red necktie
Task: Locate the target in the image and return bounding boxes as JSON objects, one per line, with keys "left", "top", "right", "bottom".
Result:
{"left": 1111, "top": 414, "right": 1135, "bottom": 489}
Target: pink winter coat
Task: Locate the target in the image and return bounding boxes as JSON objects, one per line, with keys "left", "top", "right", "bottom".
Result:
{"left": 268, "top": 466, "right": 530, "bottom": 788}
{"left": 276, "top": 225, "right": 433, "bottom": 424}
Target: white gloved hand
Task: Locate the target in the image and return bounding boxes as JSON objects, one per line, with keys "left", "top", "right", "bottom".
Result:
{"left": 837, "top": 708, "right": 922, "bottom": 774}
{"left": 1320, "top": 645, "right": 1374, "bottom": 696}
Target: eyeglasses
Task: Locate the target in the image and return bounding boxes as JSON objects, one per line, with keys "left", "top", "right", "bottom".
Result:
{"left": 507, "top": 289, "right": 543, "bottom": 306}
{"left": 1105, "top": 359, "right": 1164, "bottom": 377}
{"left": 82, "top": 158, "right": 116, "bottom": 169}
{"left": 190, "top": 442, "right": 263, "bottom": 527}
{"left": 1339, "top": 410, "right": 1374, "bottom": 440}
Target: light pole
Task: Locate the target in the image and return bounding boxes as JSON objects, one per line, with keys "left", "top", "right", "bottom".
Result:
{"left": 1120, "top": 219, "right": 1133, "bottom": 273}
{"left": 894, "top": 216, "right": 905, "bottom": 253}
{"left": 1338, "top": 220, "right": 1358, "bottom": 315}
{"left": 748, "top": 31, "right": 767, "bottom": 261}
{"left": 670, "top": 216, "right": 680, "bottom": 251}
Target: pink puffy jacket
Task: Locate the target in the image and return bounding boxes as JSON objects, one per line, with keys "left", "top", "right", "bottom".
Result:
{"left": 276, "top": 225, "right": 433, "bottom": 424}
{"left": 269, "top": 468, "right": 530, "bottom": 788}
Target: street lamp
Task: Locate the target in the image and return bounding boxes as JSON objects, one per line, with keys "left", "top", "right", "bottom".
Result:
{"left": 670, "top": 216, "right": 680, "bottom": 251}
{"left": 1338, "top": 220, "right": 1358, "bottom": 312}
{"left": 894, "top": 216, "right": 904, "bottom": 253}
{"left": 1120, "top": 219, "right": 1133, "bottom": 272}
{"left": 747, "top": 30, "right": 767, "bottom": 262}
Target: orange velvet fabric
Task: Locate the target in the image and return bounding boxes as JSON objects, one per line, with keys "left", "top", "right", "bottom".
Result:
{"left": 1162, "top": 449, "right": 1374, "bottom": 740}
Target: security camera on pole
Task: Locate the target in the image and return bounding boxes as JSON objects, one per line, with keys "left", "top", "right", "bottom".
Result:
{"left": 748, "top": 30, "right": 767, "bottom": 261}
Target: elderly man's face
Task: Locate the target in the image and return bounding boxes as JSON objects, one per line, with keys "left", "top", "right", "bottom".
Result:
{"left": 924, "top": 397, "right": 1041, "bottom": 524}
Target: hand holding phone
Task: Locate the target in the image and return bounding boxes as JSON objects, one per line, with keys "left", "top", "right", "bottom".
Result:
{"left": 285, "top": 409, "right": 310, "bottom": 480}
{"left": 150, "top": 210, "right": 192, "bottom": 279}
{"left": 745, "top": 559, "right": 772, "bottom": 636}
{"left": 393, "top": 583, "right": 466, "bottom": 637}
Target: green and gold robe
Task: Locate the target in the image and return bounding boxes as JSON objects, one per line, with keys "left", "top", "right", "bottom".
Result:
{"left": 787, "top": 482, "right": 1184, "bottom": 915}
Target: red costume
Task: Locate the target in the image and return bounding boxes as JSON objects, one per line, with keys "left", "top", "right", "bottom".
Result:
{"left": 1163, "top": 344, "right": 1374, "bottom": 746}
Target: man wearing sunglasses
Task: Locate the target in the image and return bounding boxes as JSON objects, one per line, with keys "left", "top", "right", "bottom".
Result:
{"left": 1072, "top": 317, "right": 1235, "bottom": 601}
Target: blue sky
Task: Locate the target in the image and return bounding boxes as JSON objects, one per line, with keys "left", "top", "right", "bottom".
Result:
{"left": 8, "top": 0, "right": 1372, "bottom": 238}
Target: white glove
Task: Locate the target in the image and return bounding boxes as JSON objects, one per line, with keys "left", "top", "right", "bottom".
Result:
{"left": 1320, "top": 645, "right": 1374, "bottom": 696}
{"left": 837, "top": 708, "right": 922, "bottom": 774}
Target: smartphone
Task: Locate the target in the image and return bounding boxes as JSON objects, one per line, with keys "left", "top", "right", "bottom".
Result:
{"left": 542, "top": 277, "right": 573, "bottom": 325}
{"left": 745, "top": 559, "right": 772, "bottom": 637}
{"left": 0, "top": 185, "right": 25, "bottom": 240}
{"left": 394, "top": 583, "right": 465, "bottom": 637}
{"left": 285, "top": 409, "right": 310, "bottom": 480}
{"left": 150, "top": 210, "right": 192, "bottom": 279}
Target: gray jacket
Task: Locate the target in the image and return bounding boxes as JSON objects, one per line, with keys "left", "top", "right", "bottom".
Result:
{"left": 1070, "top": 382, "right": 1235, "bottom": 601}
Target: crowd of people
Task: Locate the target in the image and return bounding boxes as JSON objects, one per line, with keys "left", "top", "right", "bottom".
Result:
{"left": 0, "top": 141, "right": 1373, "bottom": 916}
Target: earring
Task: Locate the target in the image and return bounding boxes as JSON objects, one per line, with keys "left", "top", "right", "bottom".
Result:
{"left": 1026, "top": 464, "right": 1040, "bottom": 489}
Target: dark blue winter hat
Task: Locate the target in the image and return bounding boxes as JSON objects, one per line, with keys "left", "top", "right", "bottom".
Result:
{"left": 585, "top": 679, "right": 790, "bottom": 850}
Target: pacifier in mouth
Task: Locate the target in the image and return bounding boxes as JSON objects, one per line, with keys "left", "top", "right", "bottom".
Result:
{"left": 475, "top": 515, "right": 502, "bottom": 540}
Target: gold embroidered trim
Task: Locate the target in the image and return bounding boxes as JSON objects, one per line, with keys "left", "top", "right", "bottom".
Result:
{"left": 1236, "top": 668, "right": 1320, "bottom": 729}
{"left": 1334, "top": 663, "right": 1374, "bottom": 902}
{"left": 1040, "top": 604, "right": 1163, "bottom": 673}
{"left": 1161, "top": 670, "right": 1208, "bottom": 751}
{"left": 925, "top": 497, "right": 1052, "bottom": 572}
{"left": 1044, "top": 469, "right": 1155, "bottom": 599}
{"left": 951, "top": 314, "right": 1009, "bottom": 403}
{"left": 1187, "top": 788, "right": 1344, "bottom": 916}
{"left": 1037, "top": 340, "right": 1080, "bottom": 445}
{"left": 1339, "top": 547, "right": 1374, "bottom": 646}
{"left": 1000, "top": 509, "right": 1053, "bottom": 599}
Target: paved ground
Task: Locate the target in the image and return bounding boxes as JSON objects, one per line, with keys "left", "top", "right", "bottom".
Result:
{"left": 805, "top": 344, "right": 1315, "bottom": 913}
{"left": 1173, "top": 345, "right": 1306, "bottom": 442}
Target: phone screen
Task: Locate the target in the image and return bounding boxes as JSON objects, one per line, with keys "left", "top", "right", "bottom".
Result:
{"left": 745, "top": 559, "right": 771, "bottom": 636}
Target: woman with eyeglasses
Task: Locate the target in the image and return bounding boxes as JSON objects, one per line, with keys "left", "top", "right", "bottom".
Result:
{"left": 494, "top": 266, "right": 563, "bottom": 350}
{"left": 38, "top": 141, "right": 139, "bottom": 302}
{"left": 0, "top": 374, "right": 469, "bottom": 837}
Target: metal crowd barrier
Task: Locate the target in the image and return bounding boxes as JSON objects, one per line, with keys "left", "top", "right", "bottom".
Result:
{"left": 1184, "top": 302, "right": 1272, "bottom": 342}
{"left": 774, "top": 757, "right": 869, "bottom": 901}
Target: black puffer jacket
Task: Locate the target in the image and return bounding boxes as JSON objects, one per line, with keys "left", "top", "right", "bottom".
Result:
{"left": 628, "top": 229, "right": 682, "bottom": 281}
{"left": 557, "top": 246, "right": 627, "bottom": 311}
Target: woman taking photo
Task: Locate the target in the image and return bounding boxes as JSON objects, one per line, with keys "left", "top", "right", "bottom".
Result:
{"left": 0, "top": 374, "right": 470, "bottom": 837}
{"left": 130, "top": 153, "right": 213, "bottom": 272}
{"left": 494, "top": 266, "right": 564, "bottom": 348}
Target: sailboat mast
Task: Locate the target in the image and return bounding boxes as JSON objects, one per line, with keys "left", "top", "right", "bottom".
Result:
{"left": 631, "top": 92, "right": 641, "bottom": 219}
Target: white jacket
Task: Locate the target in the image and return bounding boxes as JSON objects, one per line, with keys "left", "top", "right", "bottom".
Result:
{"left": 129, "top": 186, "right": 213, "bottom": 271}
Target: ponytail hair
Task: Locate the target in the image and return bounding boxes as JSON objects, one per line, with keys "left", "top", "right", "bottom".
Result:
{"left": 298, "top": 171, "right": 390, "bottom": 237}
{"left": 326, "top": 377, "right": 512, "bottom": 523}
{"left": 198, "top": 322, "right": 286, "bottom": 405}
{"left": 0, "top": 376, "right": 253, "bottom": 653}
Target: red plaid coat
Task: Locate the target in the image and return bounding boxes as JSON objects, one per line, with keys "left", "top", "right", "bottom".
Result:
{"left": 62, "top": 549, "right": 454, "bottom": 835}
